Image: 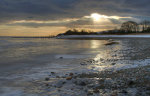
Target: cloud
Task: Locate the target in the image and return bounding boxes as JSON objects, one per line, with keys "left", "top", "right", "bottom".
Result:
{"left": 0, "top": 0, "right": 150, "bottom": 24}
{"left": 6, "top": 14, "right": 132, "bottom": 29}
{"left": 0, "top": 0, "right": 150, "bottom": 36}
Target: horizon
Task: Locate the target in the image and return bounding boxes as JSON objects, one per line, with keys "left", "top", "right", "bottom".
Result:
{"left": 0, "top": 0, "right": 150, "bottom": 36}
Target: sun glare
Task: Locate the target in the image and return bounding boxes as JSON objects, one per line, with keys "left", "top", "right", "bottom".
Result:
{"left": 91, "top": 13, "right": 102, "bottom": 21}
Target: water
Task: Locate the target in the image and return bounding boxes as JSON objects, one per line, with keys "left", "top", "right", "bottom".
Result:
{"left": 0, "top": 37, "right": 150, "bottom": 96}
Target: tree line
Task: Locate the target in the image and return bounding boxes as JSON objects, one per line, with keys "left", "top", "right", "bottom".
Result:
{"left": 102, "top": 20, "right": 150, "bottom": 34}
{"left": 120, "top": 20, "right": 150, "bottom": 33}
{"left": 57, "top": 20, "right": 150, "bottom": 36}
{"left": 57, "top": 29, "right": 98, "bottom": 36}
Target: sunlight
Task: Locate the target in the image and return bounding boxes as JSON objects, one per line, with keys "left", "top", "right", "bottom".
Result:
{"left": 91, "top": 13, "right": 102, "bottom": 21}
{"left": 90, "top": 40, "right": 101, "bottom": 49}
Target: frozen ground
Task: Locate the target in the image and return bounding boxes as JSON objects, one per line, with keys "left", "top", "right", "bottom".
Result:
{"left": 0, "top": 37, "right": 150, "bottom": 96}
{"left": 57, "top": 35, "right": 150, "bottom": 39}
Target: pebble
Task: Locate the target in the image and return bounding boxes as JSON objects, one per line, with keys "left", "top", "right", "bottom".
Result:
{"left": 79, "top": 81, "right": 87, "bottom": 86}
{"left": 87, "top": 91, "right": 93, "bottom": 96}
{"left": 45, "top": 77, "right": 50, "bottom": 81}
{"left": 66, "top": 77, "right": 72, "bottom": 80}
{"left": 55, "top": 81, "right": 66, "bottom": 88}
{"left": 59, "top": 57, "right": 63, "bottom": 59}
{"left": 93, "top": 89, "right": 99, "bottom": 93}
{"left": 51, "top": 72, "right": 55, "bottom": 74}
{"left": 112, "top": 63, "right": 116, "bottom": 65}
{"left": 128, "top": 80, "right": 135, "bottom": 86}
{"left": 121, "top": 90, "right": 128, "bottom": 94}
{"left": 80, "top": 63, "right": 87, "bottom": 65}
{"left": 45, "top": 83, "right": 49, "bottom": 86}
{"left": 69, "top": 73, "right": 74, "bottom": 76}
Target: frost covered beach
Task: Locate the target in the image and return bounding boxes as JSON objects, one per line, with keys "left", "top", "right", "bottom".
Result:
{"left": 0, "top": 36, "right": 150, "bottom": 96}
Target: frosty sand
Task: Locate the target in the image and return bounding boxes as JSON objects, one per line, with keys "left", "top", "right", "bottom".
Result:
{"left": 57, "top": 35, "right": 150, "bottom": 39}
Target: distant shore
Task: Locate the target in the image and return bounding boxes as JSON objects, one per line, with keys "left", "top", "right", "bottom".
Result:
{"left": 1, "top": 32, "right": 149, "bottom": 39}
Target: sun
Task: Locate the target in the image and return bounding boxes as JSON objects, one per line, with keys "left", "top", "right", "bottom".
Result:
{"left": 91, "top": 13, "right": 102, "bottom": 21}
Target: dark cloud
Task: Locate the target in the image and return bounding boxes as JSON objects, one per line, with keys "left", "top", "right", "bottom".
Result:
{"left": 0, "top": 0, "right": 150, "bottom": 26}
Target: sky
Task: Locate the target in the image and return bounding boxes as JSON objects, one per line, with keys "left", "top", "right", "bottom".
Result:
{"left": 0, "top": 0, "right": 150, "bottom": 36}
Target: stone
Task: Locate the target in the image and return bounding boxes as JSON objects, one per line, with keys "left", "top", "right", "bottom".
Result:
{"left": 121, "top": 90, "right": 128, "bottom": 94}
{"left": 74, "top": 80, "right": 87, "bottom": 86}
{"left": 45, "top": 77, "right": 50, "bottom": 81}
{"left": 93, "top": 89, "right": 99, "bottom": 93}
{"left": 128, "top": 80, "right": 134, "bottom": 86}
{"left": 105, "top": 42, "right": 119, "bottom": 46}
{"left": 66, "top": 77, "right": 72, "bottom": 80}
{"left": 79, "top": 81, "right": 87, "bottom": 86}
{"left": 59, "top": 57, "right": 63, "bottom": 59}
{"left": 51, "top": 72, "right": 55, "bottom": 74}
{"left": 69, "top": 73, "right": 74, "bottom": 76}
{"left": 80, "top": 63, "right": 87, "bottom": 65}
{"left": 55, "top": 81, "right": 66, "bottom": 88}
{"left": 111, "top": 91, "right": 118, "bottom": 96}
{"left": 45, "top": 83, "right": 49, "bottom": 86}
{"left": 87, "top": 91, "right": 93, "bottom": 96}
{"left": 112, "top": 63, "right": 116, "bottom": 65}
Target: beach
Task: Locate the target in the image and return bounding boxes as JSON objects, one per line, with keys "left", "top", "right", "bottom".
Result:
{"left": 0, "top": 37, "right": 150, "bottom": 96}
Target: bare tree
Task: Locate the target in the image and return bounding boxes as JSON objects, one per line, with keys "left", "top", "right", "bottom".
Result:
{"left": 120, "top": 21, "right": 139, "bottom": 33}
{"left": 140, "top": 20, "right": 150, "bottom": 32}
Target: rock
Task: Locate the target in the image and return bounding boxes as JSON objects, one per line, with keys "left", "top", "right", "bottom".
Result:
{"left": 66, "top": 77, "right": 72, "bottom": 80}
{"left": 59, "top": 57, "right": 63, "bottom": 59}
{"left": 79, "top": 81, "right": 87, "bottom": 86}
{"left": 69, "top": 73, "right": 74, "bottom": 76}
{"left": 73, "top": 76, "right": 77, "bottom": 79}
{"left": 87, "top": 84, "right": 95, "bottom": 88}
{"left": 121, "top": 90, "right": 128, "bottom": 94}
{"left": 45, "top": 83, "right": 49, "bottom": 86}
{"left": 45, "top": 77, "right": 50, "bottom": 81}
{"left": 51, "top": 72, "right": 55, "bottom": 74}
{"left": 105, "top": 42, "right": 119, "bottom": 46}
{"left": 55, "top": 81, "right": 66, "bottom": 88}
{"left": 71, "top": 88, "right": 74, "bottom": 90}
{"left": 146, "top": 87, "right": 150, "bottom": 90}
{"left": 58, "top": 89, "right": 61, "bottom": 91}
{"left": 56, "top": 76, "right": 60, "bottom": 78}
{"left": 111, "top": 63, "right": 116, "bottom": 65}
{"left": 104, "top": 78, "right": 113, "bottom": 84}
{"left": 128, "top": 80, "right": 135, "bottom": 86}
{"left": 74, "top": 80, "right": 87, "bottom": 86}
{"left": 65, "top": 74, "right": 68, "bottom": 76}
{"left": 80, "top": 63, "right": 87, "bottom": 65}
{"left": 87, "top": 91, "right": 93, "bottom": 96}
{"left": 62, "top": 76, "right": 66, "bottom": 78}
{"left": 93, "top": 89, "right": 99, "bottom": 93}
{"left": 100, "top": 58, "right": 104, "bottom": 61}
{"left": 111, "top": 91, "right": 118, "bottom": 96}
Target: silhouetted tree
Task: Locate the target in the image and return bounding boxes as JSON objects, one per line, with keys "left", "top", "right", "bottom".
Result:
{"left": 58, "top": 29, "right": 96, "bottom": 36}
{"left": 120, "top": 21, "right": 139, "bottom": 33}
{"left": 140, "top": 20, "right": 150, "bottom": 32}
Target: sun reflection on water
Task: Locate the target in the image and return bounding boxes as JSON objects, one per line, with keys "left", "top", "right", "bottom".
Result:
{"left": 90, "top": 40, "right": 105, "bottom": 49}
{"left": 89, "top": 40, "right": 124, "bottom": 71}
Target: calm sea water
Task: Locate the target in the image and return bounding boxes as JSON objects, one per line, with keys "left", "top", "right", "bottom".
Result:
{"left": 0, "top": 37, "right": 150, "bottom": 75}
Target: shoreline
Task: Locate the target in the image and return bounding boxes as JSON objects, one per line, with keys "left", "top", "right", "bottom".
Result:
{"left": 28, "top": 64, "right": 150, "bottom": 96}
